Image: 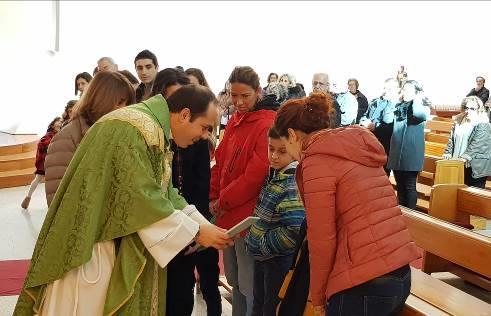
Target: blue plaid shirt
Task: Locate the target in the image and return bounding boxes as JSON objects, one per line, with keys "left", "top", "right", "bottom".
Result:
{"left": 245, "top": 161, "right": 305, "bottom": 260}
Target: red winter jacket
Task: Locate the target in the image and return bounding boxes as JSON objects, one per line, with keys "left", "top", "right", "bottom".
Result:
{"left": 210, "top": 109, "right": 276, "bottom": 229}
{"left": 296, "top": 126, "right": 421, "bottom": 306}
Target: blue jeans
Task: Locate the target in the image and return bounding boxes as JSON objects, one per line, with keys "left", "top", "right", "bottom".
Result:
{"left": 326, "top": 265, "right": 411, "bottom": 316}
{"left": 393, "top": 171, "right": 418, "bottom": 209}
{"left": 223, "top": 238, "right": 255, "bottom": 316}
{"left": 252, "top": 255, "right": 294, "bottom": 316}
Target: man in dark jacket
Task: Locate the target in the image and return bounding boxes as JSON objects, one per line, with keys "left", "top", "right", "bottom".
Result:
{"left": 312, "top": 73, "right": 341, "bottom": 127}
{"left": 168, "top": 139, "right": 222, "bottom": 316}
{"left": 134, "top": 49, "right": 159, "bottom": 102}
{"left": 348, "top": 78, "right": 369, "bottom": 124}
{"left": 148, "top": 68, "right": 221, "bottom": 315}
{"left": 466, "top": 76, "right": 489, "bottom": 104}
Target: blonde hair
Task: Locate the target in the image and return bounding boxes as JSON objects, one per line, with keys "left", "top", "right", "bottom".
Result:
{"left": 456, "top": 96, "right": 489, "bottom": 124}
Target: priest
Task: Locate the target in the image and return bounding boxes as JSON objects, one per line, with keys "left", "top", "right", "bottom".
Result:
{"left": 14, "top": 85, "right": 233, "bottom": 315}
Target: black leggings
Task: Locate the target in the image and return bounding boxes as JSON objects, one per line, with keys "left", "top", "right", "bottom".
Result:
{"left": 464, "top": 167, "right": 487, "bottom": 189}
{"left": 393, "top": 170, "right": 419, "bottom": 209}
{"left": 166, "top": 248, "right": 221, "bottom": 316}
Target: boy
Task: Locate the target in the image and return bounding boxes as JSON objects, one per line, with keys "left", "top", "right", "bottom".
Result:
{"left": 245, "top": 127, "right": 305, "bottom": 316}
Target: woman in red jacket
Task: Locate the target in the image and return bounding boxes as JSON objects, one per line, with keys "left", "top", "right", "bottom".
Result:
{"left": 210, "top": 66, "right": 277, "bottom": 315}
{"left": 274, "top": 92, "right": 420, "bottom": 316}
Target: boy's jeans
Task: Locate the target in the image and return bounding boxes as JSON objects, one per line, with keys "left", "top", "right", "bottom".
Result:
{"left": 252, "top": 255, "right": 294, "bottom": 316}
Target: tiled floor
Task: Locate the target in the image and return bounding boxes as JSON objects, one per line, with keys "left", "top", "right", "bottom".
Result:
{"left": 0, "top": 184, "right": 232, "bottom": 316}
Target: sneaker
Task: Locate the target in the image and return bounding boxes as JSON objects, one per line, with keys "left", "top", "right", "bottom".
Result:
{"left": 21, "top": 196, "right": 31, "bottom": 209}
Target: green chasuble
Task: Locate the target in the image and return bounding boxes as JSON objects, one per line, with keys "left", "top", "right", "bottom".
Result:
{"left": 14, "top": 95, "right": 188, "bottom": 315}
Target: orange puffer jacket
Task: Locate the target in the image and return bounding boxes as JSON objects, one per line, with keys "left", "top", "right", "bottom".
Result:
{"left": 296, "top": 126, "right": 420, "bottom": 307}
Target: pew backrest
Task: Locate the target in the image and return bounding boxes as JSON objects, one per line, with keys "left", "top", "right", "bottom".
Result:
{"left": 434, "top": 160, "right": 465, "bottom": 185}
{"left": 425, "top": 132, "right": 450, "bottom": 144}
{"left": 457, "top": 187, "right": 491, "bottom": 220}
{"left": 426, "top": 141, "right": 447, "bottom": 157}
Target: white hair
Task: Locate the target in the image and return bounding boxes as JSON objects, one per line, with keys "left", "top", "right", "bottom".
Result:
{"left": 97, "top": 56, "right": 116, "bottom": 65}
{"left": 280, "top": 73, "right": 296, "bottom": 88}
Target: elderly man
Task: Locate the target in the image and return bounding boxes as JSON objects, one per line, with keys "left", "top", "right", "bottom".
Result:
{"left": 97, "top": 56, "right": 118, "bottom": 72}
{"left": 312, "top": 73, "right": 357, "bottom": 127}
{"left": 466, "top": 76, "right": 489, "bottom": 104}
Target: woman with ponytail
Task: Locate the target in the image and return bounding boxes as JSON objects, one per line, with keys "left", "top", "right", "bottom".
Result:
{"left": 210, "top": 66, "right": 277, "bottom": 316}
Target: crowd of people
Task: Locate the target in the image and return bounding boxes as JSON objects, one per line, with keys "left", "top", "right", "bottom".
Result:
{"left": 15, "top": 48, "right": 491, "bottom": 316}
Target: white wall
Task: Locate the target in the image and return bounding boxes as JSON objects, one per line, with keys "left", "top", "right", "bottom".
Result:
{"left": 1, "top": 1, "right": 490, "bottom": 134}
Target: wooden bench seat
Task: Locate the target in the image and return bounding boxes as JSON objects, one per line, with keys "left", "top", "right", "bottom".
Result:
{"left": 430, "top": 184, "right": 491, "bottom": 231}
{"left": 402, "top": 267, "right": 491, "bottom": 316}
{"left": 403, "top": 204, "right": 491, "bottom": 291}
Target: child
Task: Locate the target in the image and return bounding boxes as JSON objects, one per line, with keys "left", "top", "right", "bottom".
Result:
{"left": 245, "top": 127, "right": 305, "bottom": 316}
{"left": 62, "top": 100, "right": 77, "bottom": 127}
{"left": 21, "top": 117, "right": 62, "bottom": 209}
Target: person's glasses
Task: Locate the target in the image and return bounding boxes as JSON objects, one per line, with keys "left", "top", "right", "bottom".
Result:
{"left": 464, "top": 106, "right": 478, "bottom": 111}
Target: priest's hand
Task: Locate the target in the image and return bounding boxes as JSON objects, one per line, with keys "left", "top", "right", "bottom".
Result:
{"left": 196, "top": 224, "right": 234, "bottom": 249}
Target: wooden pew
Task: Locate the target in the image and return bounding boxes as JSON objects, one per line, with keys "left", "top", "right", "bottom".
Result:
{"left": 425, "top": 132, "right": 449, "bottom": 144}
{"left": 432, "top": 116, "right": 455, "bottom": 123}
{"left": 405, "top": 193, "right": 491, "bottom": 291}
{"left": 425, "top": 142, "right": 447, "bottom": 158}
{"left": 425, "top": 119, "right": 453, "bottom": 134}
{"left": 431, "top": 103, "right": 460, "bottom": 119}
{"left": 402, "top": 267, "right": 491, "bottom": 316}
{"left": 429, "top": 184, "right": 491, "bottom": 224}
{"left": 424, "top": 119, "right": 452, "bottom": 156}
{"left": 430, "top": 182, "right": 490, "bottom": 235}
{"left": 435, "top": 110, "right": 460, "bottom": 119}
{"left": 390, "top": 156, "right": 466, "bottom": 213}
